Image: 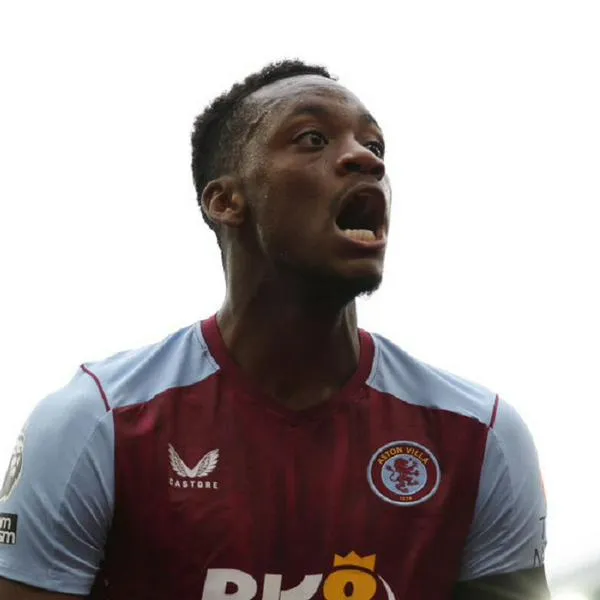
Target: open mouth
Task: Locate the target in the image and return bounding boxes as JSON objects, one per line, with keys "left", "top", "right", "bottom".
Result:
{"left": 335, "top": 186, "right": 386, "bottom": 243}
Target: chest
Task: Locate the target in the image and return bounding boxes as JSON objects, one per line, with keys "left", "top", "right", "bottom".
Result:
{"left": 104, "top": 384, "right": 486, "bottom": 599}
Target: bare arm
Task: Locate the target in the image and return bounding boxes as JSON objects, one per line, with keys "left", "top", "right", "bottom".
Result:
{"left": 453, "top": 566, "right": 551, "bottom": 600}
{"left": 0, "top": 578, "right": 84, "bottom": 600}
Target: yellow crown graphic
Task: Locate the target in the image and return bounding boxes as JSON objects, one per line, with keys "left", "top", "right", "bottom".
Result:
{"left": 333, "top": 552, "right": 376, "bottom": 572}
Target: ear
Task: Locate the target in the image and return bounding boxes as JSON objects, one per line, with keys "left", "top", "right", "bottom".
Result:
{"left": 201, "top": 176, "right": 246, "bottom": 229}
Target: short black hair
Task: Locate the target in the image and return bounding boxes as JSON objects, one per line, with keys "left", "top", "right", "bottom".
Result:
{"left": 191, "top": 59, "right": 334, "bottom": 241}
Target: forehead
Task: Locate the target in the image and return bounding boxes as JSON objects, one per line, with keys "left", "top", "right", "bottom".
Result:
{"left": 247, "top": 75, "right": 379, "bottom": 130}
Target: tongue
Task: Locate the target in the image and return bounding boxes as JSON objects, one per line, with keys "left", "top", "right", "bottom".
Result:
{"left": 342, "top": 229, "right": 376, "bottom": 242}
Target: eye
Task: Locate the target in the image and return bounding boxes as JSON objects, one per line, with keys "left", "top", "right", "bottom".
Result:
{"left": 366, "top": 140, "right": 385, "bottom": 159}
{"left": 294, "top": 130, "right": 328, "bottom": 149}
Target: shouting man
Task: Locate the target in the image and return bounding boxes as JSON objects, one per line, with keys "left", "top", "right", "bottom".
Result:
{"left": 0, "top": 60, "right": 549, "bottom": 599}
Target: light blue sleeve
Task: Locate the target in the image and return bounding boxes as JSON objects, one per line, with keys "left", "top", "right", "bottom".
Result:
{"left": 0, "top": 368, "right": 114, "bottom": 595}
{"left": 459, "top": 398, "right": 548, "bottom": 580}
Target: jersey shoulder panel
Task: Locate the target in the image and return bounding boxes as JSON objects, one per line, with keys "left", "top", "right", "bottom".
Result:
{"left": 367, "top": 333, "right": 497, "bottom": 425}
{"left": 0, "top": 368, "right": 114, "bottom": 594}
{"left": 81, "top": 321, "right": 219, "bottom": 411}
{"left": 459, "top": 397, "right": 547, "bottom": 579}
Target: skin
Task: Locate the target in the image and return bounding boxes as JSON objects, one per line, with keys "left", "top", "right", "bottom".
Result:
{"left": 202, "top": 75, "right": 391, "bottom": 411}
{"left": 0, "top": 75, "right": 549, "bottom": 600}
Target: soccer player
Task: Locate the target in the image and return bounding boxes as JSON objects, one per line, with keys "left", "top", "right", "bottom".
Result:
{"left": 0, "top": 60, "right": 549, "bottom": 599}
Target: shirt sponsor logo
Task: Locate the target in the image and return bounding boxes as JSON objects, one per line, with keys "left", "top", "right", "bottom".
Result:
{"left": 201, "top": 552, "right": 397, "bottom": 600}
{"left": 0, "top": 513, "right": 17, "bottom": 545}
{"left": 168, "top": 444, "right": 219, "bottom": 489}
{"left": 0, "top": 428, "right": 25, "bottom": 502}
{"left": 367, "top": 441, "right": 441, "bottom": 506}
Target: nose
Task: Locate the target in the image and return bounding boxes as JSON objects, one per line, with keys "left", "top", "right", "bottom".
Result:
{"left": 335, "top": 139, "right": 386, "bottom": 181}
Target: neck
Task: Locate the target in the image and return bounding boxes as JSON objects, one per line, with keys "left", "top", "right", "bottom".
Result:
{"left": 217, "top": 266, "right": 361, "bottom": 411}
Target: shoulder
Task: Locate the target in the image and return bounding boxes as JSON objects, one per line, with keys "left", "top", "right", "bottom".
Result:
{"left": 1, "top": 321, "right": 219, "bottom": 513}
{"left": 486, "top": 397, "right": 541, "bottom": 484}
{"left": 364, "top": 333, "right": 547, "bottom": 581}
{"left": 14, "top": 366, "right": 111, "bottom": 472}
{"left": 0, "top": 321, "right": 219, "bottom": 593}
{"left": 367, "top": 332, "right": 497, "bottom": 426}
{"left": 79, "top": 321, "right": 219, "bottom": 411}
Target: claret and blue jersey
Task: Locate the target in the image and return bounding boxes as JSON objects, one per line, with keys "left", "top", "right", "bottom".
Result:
{"left": 0, "top": 315, "right": 547, "bottom": 599}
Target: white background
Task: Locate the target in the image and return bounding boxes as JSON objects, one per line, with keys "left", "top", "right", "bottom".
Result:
{"left": 1, "top": 0, "right": 599, "bottom": 583}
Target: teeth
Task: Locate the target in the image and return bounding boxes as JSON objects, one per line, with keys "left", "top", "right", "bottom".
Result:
{"left": 343, "top": 229, "right": 377, "bottom": 241}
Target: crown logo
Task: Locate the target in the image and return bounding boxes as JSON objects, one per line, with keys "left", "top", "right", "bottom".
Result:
{"left": 333, "top": 552, "right": 376, "bottom": 572}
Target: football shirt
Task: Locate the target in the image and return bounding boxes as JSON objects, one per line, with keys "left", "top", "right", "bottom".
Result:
{"left": 0, "top": 315, "right": 547, "bottom": 599}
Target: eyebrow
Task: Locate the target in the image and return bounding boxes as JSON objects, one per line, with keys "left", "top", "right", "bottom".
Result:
{"left": 286, "top": 102, "right": 381, "bottom": 130}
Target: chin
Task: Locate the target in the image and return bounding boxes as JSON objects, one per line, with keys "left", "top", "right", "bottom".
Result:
{"left": 340, "top": 272, "right": 383, "bottom": 299}
{"left": 275, "top": 253, "right": 384, "bottom": 305}
{"left": 334, "top": 260, "right": 385, "bottom": 295}
{"left": 304, "top": 267, "right": 383, "bottom": 306}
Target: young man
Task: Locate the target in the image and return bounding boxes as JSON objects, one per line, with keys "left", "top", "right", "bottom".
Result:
{"left": 0, "top": 61, "right": 549, "bottom": 599}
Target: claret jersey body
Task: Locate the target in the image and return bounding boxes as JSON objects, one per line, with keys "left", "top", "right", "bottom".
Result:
{"left": 0, "top": 316, "right": 547, "bottom": 599}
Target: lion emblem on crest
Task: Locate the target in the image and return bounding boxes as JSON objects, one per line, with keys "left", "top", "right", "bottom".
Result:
{"left": 386, "top": 456, "right": 422, "bottom": 494}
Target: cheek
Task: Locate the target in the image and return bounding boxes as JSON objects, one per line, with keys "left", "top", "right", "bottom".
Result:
{"left": 258, "top": 198, "right": 306, "bottom": 253}
{"left": 246, "top": 156, "right": 334, "bottom": 260}
{"left": 261, "top": 163, "right": 331, "bottom": 229}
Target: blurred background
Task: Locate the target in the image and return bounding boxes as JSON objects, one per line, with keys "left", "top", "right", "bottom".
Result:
{"left": 1, "top": 1, "right": 598, "bottom": 595}
{"left": 552, "top": 560, "right": 600, "bottom": 600}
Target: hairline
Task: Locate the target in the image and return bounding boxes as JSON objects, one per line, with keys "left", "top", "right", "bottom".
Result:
{"left": 235, "top": 77, "right": 380, "bottom": 163}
